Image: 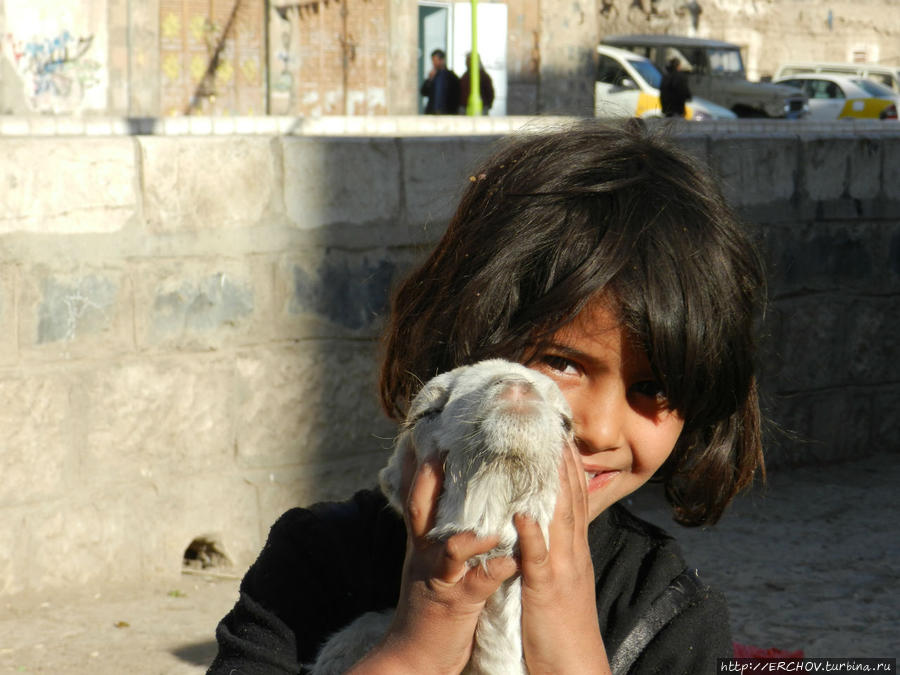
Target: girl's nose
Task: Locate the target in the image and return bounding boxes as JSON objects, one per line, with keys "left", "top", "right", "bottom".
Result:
{"left": 573, "top": 390, "right": 624, "bottom": 455}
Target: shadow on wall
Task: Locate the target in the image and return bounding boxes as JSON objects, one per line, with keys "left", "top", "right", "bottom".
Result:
{"left": 756, "top": 219, "right": 900, "bottom": 470}
{"left": 234, "top": 133, "right": 501, "bottom": 553}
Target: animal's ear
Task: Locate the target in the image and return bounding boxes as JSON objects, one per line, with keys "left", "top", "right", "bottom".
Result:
{"left": 379, "top": 370, "right": 453, "bottom": 513}
{"left": 378, "top": 430, "right": 413, "bottom": 513}
{"left": 406, "top": 374, "right": 452, "bottom": 421}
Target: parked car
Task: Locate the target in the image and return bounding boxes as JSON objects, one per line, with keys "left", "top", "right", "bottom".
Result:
{"left": 594, "top": 44, "right": 737, "bottom": 120}
{"left": 601, "top": 34, "right": 808, "bottom": 118}
{"left": 773, "top": 73, "right": 898, "bottom": 120}
{"left": 775, "top": 61, "right": 900, "bottom": 95}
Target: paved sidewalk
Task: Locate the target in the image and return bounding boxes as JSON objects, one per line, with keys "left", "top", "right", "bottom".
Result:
{"left": 629, "top": 451, "right": 898, "bottom": 658}
{"left": 2, "top": 452, "right": 897, "bottom": 673}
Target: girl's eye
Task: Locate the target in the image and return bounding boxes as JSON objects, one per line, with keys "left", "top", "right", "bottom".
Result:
{"left": 630, "top": 379, "right": 668, "bottom": 403}
{"left": 540, "top": 355, "right": 581, "bottom": 376}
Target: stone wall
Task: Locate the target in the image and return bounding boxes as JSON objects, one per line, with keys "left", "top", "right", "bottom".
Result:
{"left": 0, "top": 117, "right": 897, "bottom": 597}
{"left": 675, "top": 122, "right": 900, "bottom": 468}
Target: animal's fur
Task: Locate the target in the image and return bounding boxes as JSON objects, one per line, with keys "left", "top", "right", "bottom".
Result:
{"left": 309, "top": 359, "right": 573, "bottom": 674}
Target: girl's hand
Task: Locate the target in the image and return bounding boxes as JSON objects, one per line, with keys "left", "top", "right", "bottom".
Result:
{"left": 515, "top": 442, "right": 612, "bottom": 675}
{"left": 350, "top": 450, "right": 518, "bottom": 674}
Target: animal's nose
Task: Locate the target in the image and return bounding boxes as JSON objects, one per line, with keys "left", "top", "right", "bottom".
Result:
{"left": 494, "top": 377, "right": 538, "bottom": 403}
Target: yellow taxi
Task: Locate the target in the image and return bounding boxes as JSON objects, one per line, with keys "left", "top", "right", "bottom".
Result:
{"left": 773, "top": 73, "right": 898, "bottom": 120}
{"left": 595, "top": 45, "right": 737, "bottom": 120}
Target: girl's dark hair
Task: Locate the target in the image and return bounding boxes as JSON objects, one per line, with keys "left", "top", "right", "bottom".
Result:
{"left": 379, "top": 120, "right": 765, "bottom": 526}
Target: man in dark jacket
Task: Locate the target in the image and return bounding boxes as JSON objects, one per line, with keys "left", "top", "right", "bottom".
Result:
{"left": 660, "top": 57, "right": 692, "bottom": 117}
{"left": 421, "top": 49, "right": 461, "bottom": 114}
{"left": 459, "top": 52, "right": 495, "bottom": 114}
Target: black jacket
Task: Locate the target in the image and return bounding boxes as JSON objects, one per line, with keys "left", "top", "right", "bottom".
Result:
{"left": 209, "top": 488, "right": 732, "bottom": 674}
{"left": 421, "top": 68, "right": 461, "bottom": 114}
{"left": 660, "top": 69, "right": 692, "bottom": 117}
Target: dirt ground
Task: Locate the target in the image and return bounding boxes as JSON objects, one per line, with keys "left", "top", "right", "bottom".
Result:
{"left": 2, "top": 451, "right": 897, "bottom": 674}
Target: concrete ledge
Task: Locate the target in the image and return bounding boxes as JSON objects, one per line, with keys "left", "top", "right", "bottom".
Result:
{"left": 1, "top": 114, "right": 899, "bottom": 137}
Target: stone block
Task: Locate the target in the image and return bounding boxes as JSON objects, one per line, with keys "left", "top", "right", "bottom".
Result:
{"left": 707, "top": 134, "right": 799, "bottom": 217}
{"left": 871, "top": 389, "right": 900, "bottom": 453}
{"left": 21, "top": 493, "right": 147, "bottom": 593}
{"left": 140, "top": 136, "right": 280, "bottom": 233}
{"left": 766, "top": 294, "right": 900, "bottom": 394}
{"left": 139, "top": 473, "right": 262, "bottom": 577}
{"left": 282, "top": 137, "right": 401, "bottom": 232}
{"left": 890, "top": 228, "right": 900, "bottom": 282}
{"left": 25, "top": 117, "right": 57, "bottom": 136}
{"left": 800, "top": 135, "right": 882, "bottom": 214}
{"left": 844, "top": 296, "right": 900, "bottom": 384}
{"left": 134, "top": 258, "right": 273, "bottom": 351}
{"left": 79, "top": 356, "right": 237, "bottom": 481}
{"left": 277, "top": 248, "right": 411, "bottom": 337}
{"left": 807, "top": 388, "right": 875, "bottom": 462}
{"left": 188, "top": 116, "right": 214, "bottom": 135}
{"left": 0, "top": 372, "right": 75, "bottom": 508}
{"left": 762, "top": 388, "right": 870, "bottom": 468}
{"left": 0, "top": 117, "right": 30, "bottom": 136}
{"left": 401, "top": 137, "right": 492, "bottom": 231}
{"left": 159, "top": 117, "right": 190, "bottom": 135}
{"left": 0, "top": 507, "right": 25, "bottom": 595}
{"left": 671, "top": 132, "right": 711, "bottom": 176}
{"left": 763, "top": 221, "right": 879, "bottom": 295}
{"left": 3, "top": 475, "right": 260, "bottom": 594}
{"left": 212, "top": 116, "right": 237, "bottom": 135}
{"left": 18, "top": 267, "right": 134, "bottom": 360}
{"left": 234, "top": 343, "right": 394, "bottom": 470}
{"left": 0, "top": 138, "right": 137, "bottom": 234}
{"left": 0, "top": 265, "right": 18, "bottom": 366}
{"left": 882, "top": 136, "right": 900, "bottom": 209}
{"left": 760, "top": 390, "right": 821, "bottom": 469}
{"left": 54, "top": 117, "right": 88, "bottom": 136}
{"left": 764, "top": 296, "right": 848, "bottom": 392}
{"left": 85, "top": 119, "right": 116, "bottom": 136}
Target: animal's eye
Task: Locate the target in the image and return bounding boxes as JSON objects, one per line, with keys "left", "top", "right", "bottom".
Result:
{"left": 413, "top": 407, "right": 443, "bottom": 424}
{"left": 561, "top": 415, "right": 573, "bottom": 433}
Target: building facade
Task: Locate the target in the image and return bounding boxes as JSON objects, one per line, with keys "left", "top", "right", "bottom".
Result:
{"left": 0, "top": 0, "right": 898, "bottom": 116}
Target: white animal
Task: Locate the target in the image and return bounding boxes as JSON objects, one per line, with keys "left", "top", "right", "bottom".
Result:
{"left": 309, "top": 359, "right": 574, "bottom": 674}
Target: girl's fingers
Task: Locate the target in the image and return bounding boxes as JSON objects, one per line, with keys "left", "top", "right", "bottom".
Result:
{"left": 406, "top": 456, "right": 443, "bottom": 540}
{"left": 514, "top": 513, "right": 551, "bottom": 581}
{"left": 433, "top": 532, "right": 509, "bottom": 586}
{"left": 471, "top": 554, "right": 518, "bottom": 588}
{"left": 564, "top": 442, "right": 589, "bottom": 535}
{"left": 548, "top": 443, "right": 579, "bottom": 554}
{"left": 398, "top": 444, "right": 418, "bottom": 503}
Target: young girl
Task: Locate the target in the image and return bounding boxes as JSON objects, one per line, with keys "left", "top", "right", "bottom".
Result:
{"left": 209, "top": 119, "right": 765, "bottom": 674}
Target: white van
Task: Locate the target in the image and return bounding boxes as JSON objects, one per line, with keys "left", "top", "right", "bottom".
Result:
{"left": 595, "top": 45, "right": 736, "bottom": 120}
{"left": 774, "top": 62, "right": 900, "bottom": 94}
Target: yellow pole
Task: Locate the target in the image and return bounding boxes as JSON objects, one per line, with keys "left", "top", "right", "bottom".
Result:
{"left": 466, "top": 0, "right": 483, "bottom": 115}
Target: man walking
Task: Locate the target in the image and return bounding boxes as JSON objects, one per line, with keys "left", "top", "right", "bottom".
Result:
{"left": 660, "top": 57, "right": 692, "bottom": 117}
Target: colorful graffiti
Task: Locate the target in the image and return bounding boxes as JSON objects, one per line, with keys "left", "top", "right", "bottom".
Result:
{"left": 3, "top": 30, "right": 101, "bottom": 113}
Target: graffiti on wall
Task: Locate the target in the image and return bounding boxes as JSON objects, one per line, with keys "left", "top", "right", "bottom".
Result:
{"left": 3, "top": 30, "right": 102, "bottom": 113}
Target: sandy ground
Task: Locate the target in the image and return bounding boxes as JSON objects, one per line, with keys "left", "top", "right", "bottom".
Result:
{"left": 2, "top": 452, "right": 897, "bottom": 674}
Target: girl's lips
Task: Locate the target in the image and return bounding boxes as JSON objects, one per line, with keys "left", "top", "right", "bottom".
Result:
{"left": 584, "top": 469, "right": 620, "bottom": 492}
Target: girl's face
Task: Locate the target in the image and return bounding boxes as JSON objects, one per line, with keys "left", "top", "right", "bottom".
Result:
{"left": 527, "top": 296, "right": 684, "bottom": 522}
